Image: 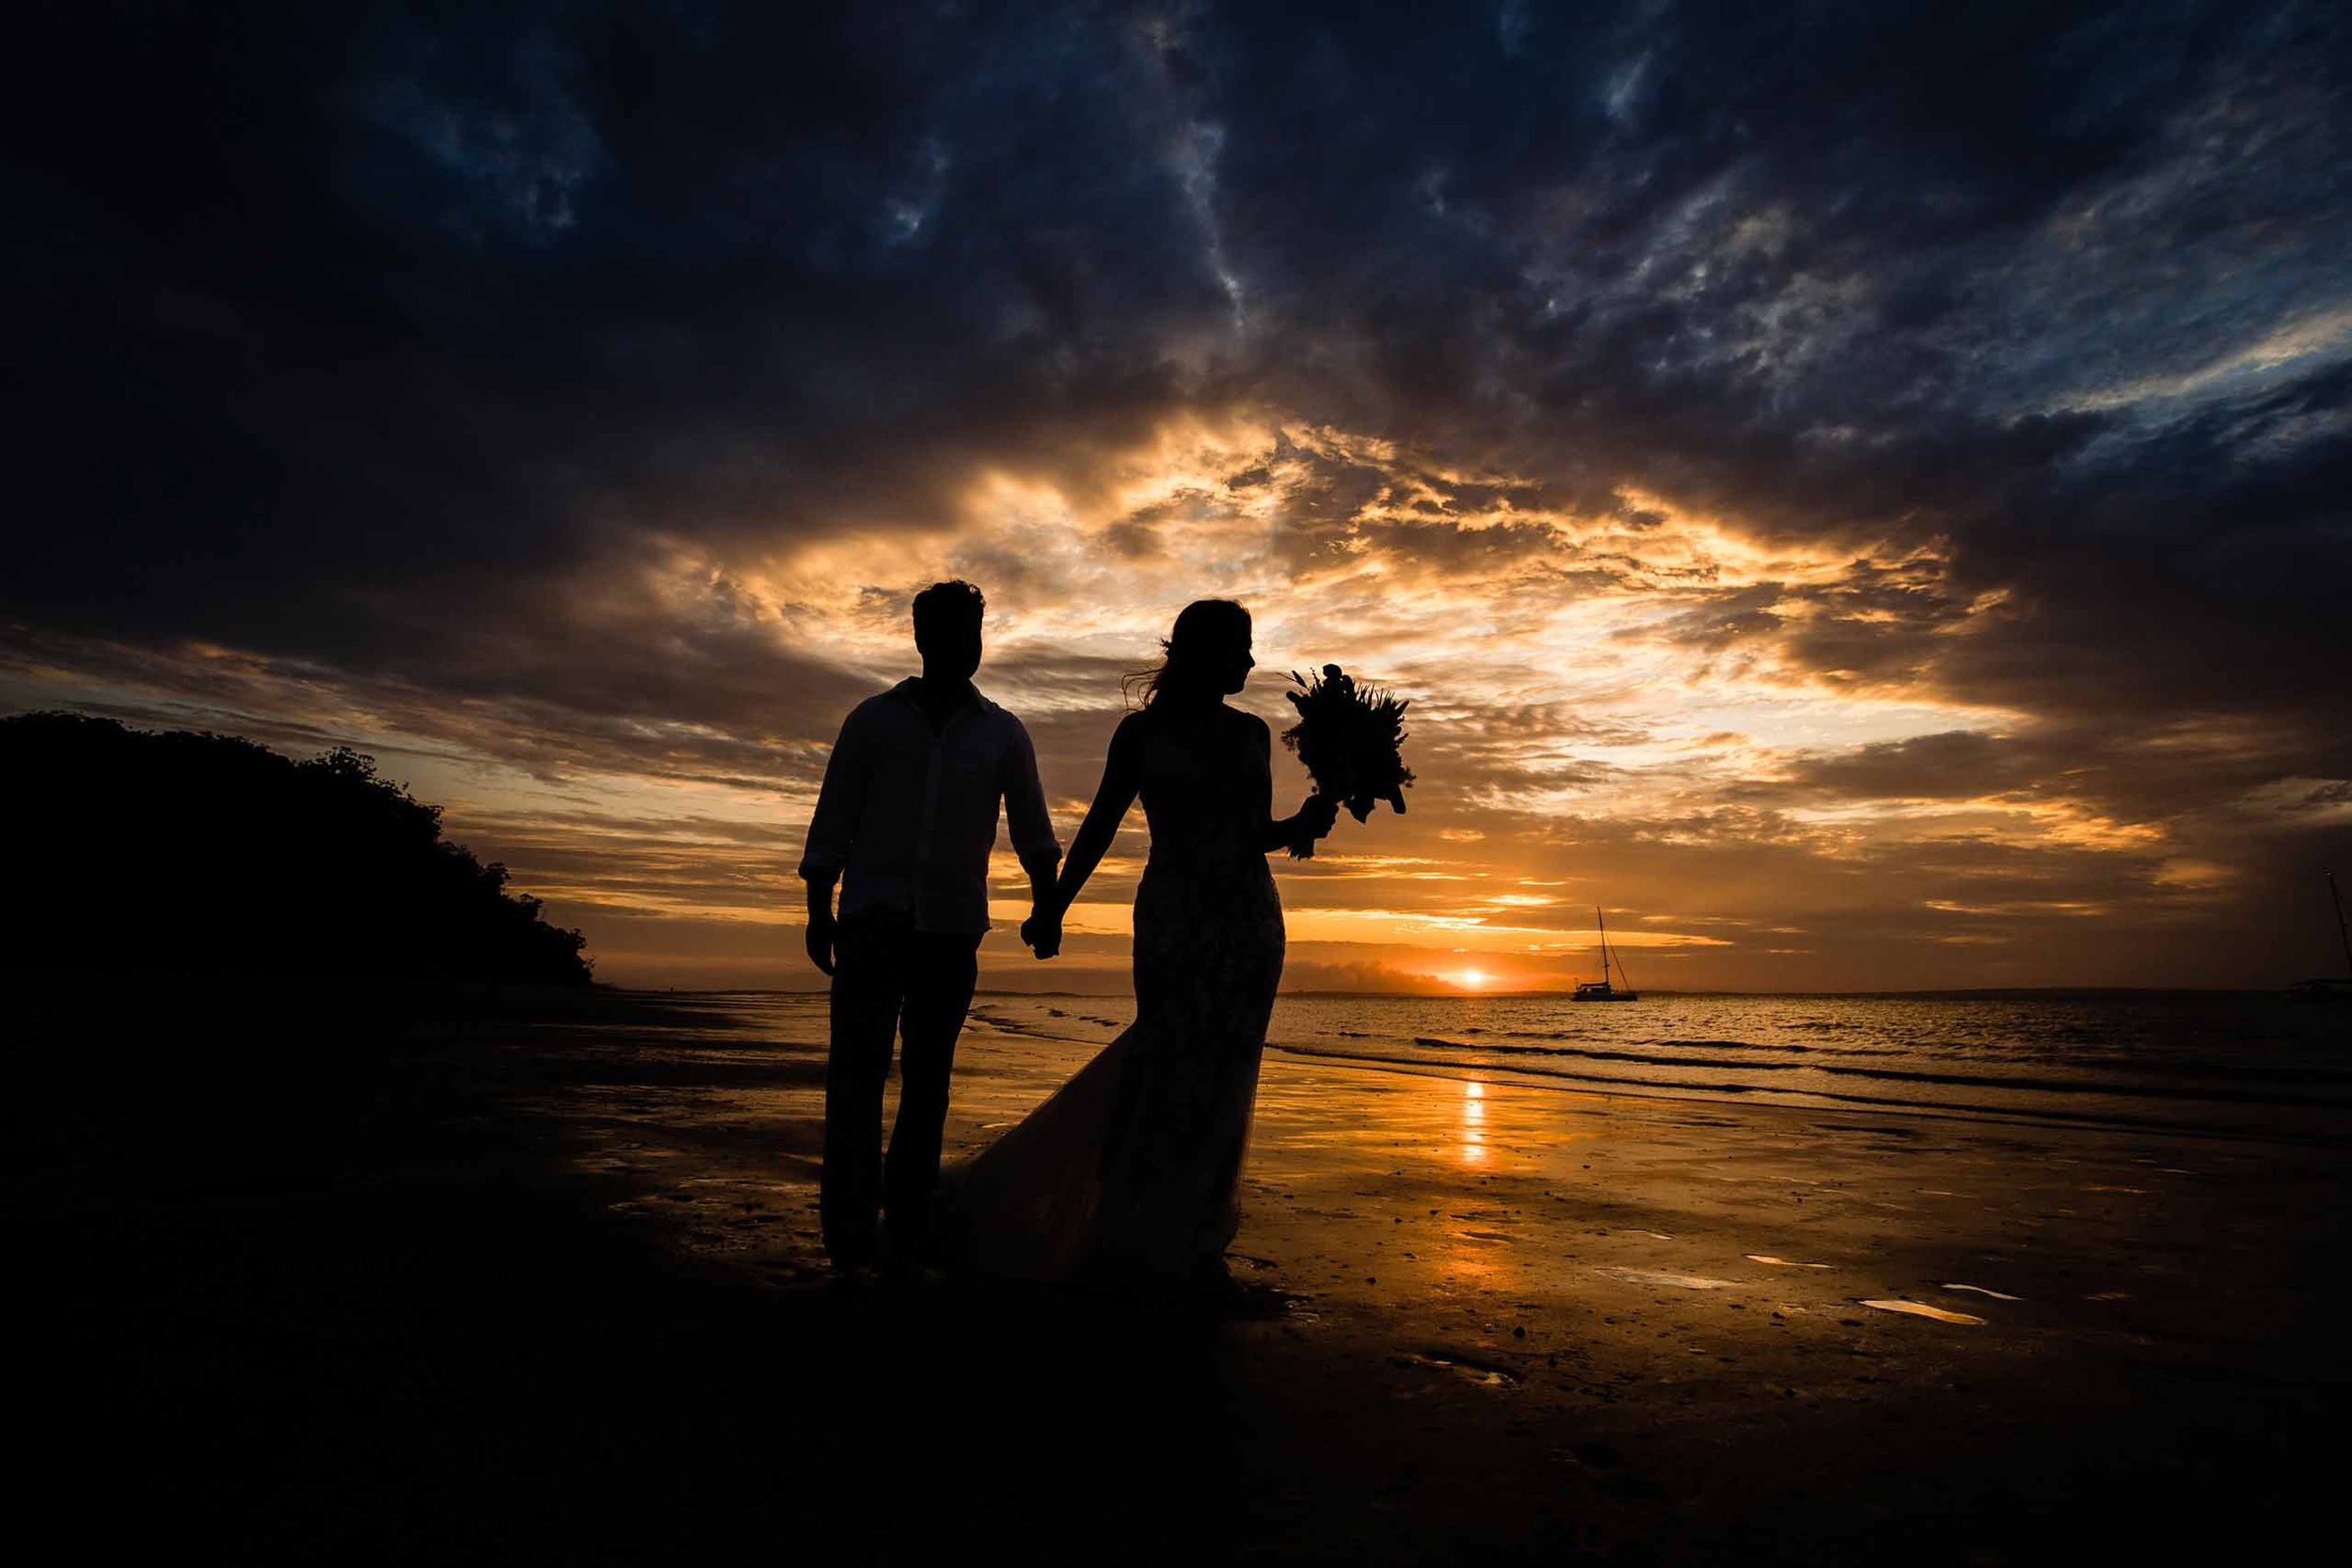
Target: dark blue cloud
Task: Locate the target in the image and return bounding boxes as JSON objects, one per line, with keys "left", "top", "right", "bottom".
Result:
{"left": 5, "top": 0, "right": 2346, "bottom": 741}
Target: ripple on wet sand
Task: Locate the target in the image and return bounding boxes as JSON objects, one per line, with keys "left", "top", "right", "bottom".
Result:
{"left": 1861, "top": 1299, "right": 1987, "bottom": 1324}
{"left": 1398, "top": 1349, "right": 1519, "bottom": 1386}
{"left": 1595, "top": 1267, "right": 1739, "bottom": 1290}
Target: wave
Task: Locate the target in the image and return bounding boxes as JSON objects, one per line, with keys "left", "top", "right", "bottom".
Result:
{"left": 1263, "top": 1040, "right": 2352, "bottom": 1142}
{"left": 1410, "top": 1037, "right": 1804, "bottom": 1073}
{"left": 1357, "top": 1028, "right": 2352, "bottom": 1090}
{"left": 1475, "top": 1036, "right": 2345, "bottom": 1106}
{"left": 1273, "top": 1037, "right": 2352, "bottom": 1115}
{"left": 1468, "top": 1029, "right": 1816, "bottom": 1054}
{"left": 1807, "top": 1061, "right": 2351, "bottom": 1108}
{"left": 1278, "top": 1040, "right": 1772, "bottom": 1096}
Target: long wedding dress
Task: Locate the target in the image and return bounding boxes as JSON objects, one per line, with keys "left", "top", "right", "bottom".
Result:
{"left": 937, "top": 705, "right": 1285, "bottom": 1285}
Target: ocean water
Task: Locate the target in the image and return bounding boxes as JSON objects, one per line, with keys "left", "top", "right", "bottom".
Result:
{"left": 686, "top": 990, "right": 2350, "bottom": 1143}
{"left": 947, "top": 991, "right": 2352, "bottom": 1145}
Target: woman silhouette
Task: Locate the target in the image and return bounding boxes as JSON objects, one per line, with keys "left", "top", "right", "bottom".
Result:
{"left": 937, "top": 599, "right": 1337, "bottom": 1293}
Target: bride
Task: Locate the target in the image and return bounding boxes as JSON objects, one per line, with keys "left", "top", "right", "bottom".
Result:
{"left": 935, "top": 599, "right": 1337, "bottom": 1293}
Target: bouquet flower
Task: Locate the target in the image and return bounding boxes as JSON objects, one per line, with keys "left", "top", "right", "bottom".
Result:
{"left": 1280, "top": 664, "right": 1414, "bottom": 858}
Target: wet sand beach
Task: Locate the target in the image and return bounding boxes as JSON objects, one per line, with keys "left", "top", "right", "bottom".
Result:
{"left": 10, "top": 980, "right": 2347, "bottom": 1563}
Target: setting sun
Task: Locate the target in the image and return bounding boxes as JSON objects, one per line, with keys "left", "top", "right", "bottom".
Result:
{"left": 1454, "top": 969, "right": 1488, "bottom": 990}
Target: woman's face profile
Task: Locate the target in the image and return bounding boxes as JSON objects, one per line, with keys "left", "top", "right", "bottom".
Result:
{"left": 1216, "top": 628, "right": 1256, "bottom": 694}
{"left": 1164, "top": 602, "right": 1254, "bottom": 700}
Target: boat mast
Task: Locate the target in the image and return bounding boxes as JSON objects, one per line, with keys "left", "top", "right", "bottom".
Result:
{"left": 1597, "top": 906, "right": 1612, "bottom": 989}
{"left": 2332, "top": 871, "right": 2352, "bottom": 979}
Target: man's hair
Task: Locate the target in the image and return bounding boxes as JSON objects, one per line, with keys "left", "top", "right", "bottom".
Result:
{"left": 911, "top": 579, "right": 985, "bottom": 643}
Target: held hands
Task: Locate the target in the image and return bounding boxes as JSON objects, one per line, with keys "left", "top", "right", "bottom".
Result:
{"left": 1021, "top": 905, "right": 1064, "bottom": 960}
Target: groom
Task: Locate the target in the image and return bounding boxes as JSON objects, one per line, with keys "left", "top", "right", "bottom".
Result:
{"left": 798, "top": 579, "right": 1062, "bottom": 1271}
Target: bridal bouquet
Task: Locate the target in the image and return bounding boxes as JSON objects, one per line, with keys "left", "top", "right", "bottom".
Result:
{"left": 1280, "top": 664, "right": 1414, "bottom": 858}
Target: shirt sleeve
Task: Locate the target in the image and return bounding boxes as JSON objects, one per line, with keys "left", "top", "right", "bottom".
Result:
{"left": 999, "top": 716, "right": 1063, "bottom": 879}
{"left": 796, "top": 708, "right": 868, "bottom": 879}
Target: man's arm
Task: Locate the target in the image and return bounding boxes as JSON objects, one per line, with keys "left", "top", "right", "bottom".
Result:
{"left": 803, "top": 871, "right": 840, "bottom": 976}
{"left": 1000, "top": 719, "right": 1063, "bottom": 955}
{"left": 797, "top": 710, "right": 867, "bottom": 977}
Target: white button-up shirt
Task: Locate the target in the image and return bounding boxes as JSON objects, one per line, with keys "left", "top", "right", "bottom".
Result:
{"left": 797, "top": 680, "right": 1061, "bottom": 933}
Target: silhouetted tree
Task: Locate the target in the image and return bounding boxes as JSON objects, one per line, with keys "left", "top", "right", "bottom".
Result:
{"left": 2, "top": 712, "right": 592, "bottom": 984}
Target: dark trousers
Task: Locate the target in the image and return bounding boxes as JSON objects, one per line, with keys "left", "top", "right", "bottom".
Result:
{"left": 820, "top": 914, "right": 982, "bottom": 1267}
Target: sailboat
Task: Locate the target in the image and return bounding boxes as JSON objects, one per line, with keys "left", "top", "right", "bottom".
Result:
{"left": 2288, "top": 870, "right": 2352, "bottom": 1002}
{"left": 1570, "top": 907, "right": 1639, "bottom": 1002}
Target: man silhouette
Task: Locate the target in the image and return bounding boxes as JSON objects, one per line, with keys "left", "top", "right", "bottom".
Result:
{"left": 799, "top": 580, "right": 1061, "bottom": 1272}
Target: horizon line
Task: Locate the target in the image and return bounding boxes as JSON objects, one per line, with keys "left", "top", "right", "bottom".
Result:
{"left": 635, "top": 983, "right": 2302, "bottom": 1000}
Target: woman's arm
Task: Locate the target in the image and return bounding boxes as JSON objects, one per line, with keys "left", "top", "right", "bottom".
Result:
{"left": 1263, "top": 794, "right": 1341, "bottom": 853}
{"left": 1023, "top": 717, "right": 1144, "bottom": 957}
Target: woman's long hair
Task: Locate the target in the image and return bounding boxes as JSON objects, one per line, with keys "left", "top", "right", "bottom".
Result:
{"left": 1122, "top": 598, "right": 1251, "bottom": 708}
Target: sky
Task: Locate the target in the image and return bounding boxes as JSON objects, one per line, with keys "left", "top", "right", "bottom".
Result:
{"left": 7, "top": 1, "right": 2349, "bottom": 992}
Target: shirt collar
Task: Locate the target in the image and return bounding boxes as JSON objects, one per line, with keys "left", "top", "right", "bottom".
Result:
{"left": 889, "top": 677, "right": 991, "bottom": 722}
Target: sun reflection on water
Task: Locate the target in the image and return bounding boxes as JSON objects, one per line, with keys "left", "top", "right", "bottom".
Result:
{"left": 1460, "top": 1078, "right": 1486, "bottom": 1165}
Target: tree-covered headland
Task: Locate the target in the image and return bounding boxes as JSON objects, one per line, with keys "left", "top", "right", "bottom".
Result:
{"left": 3, "top": 712, "right": 591, "bottom": 985}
